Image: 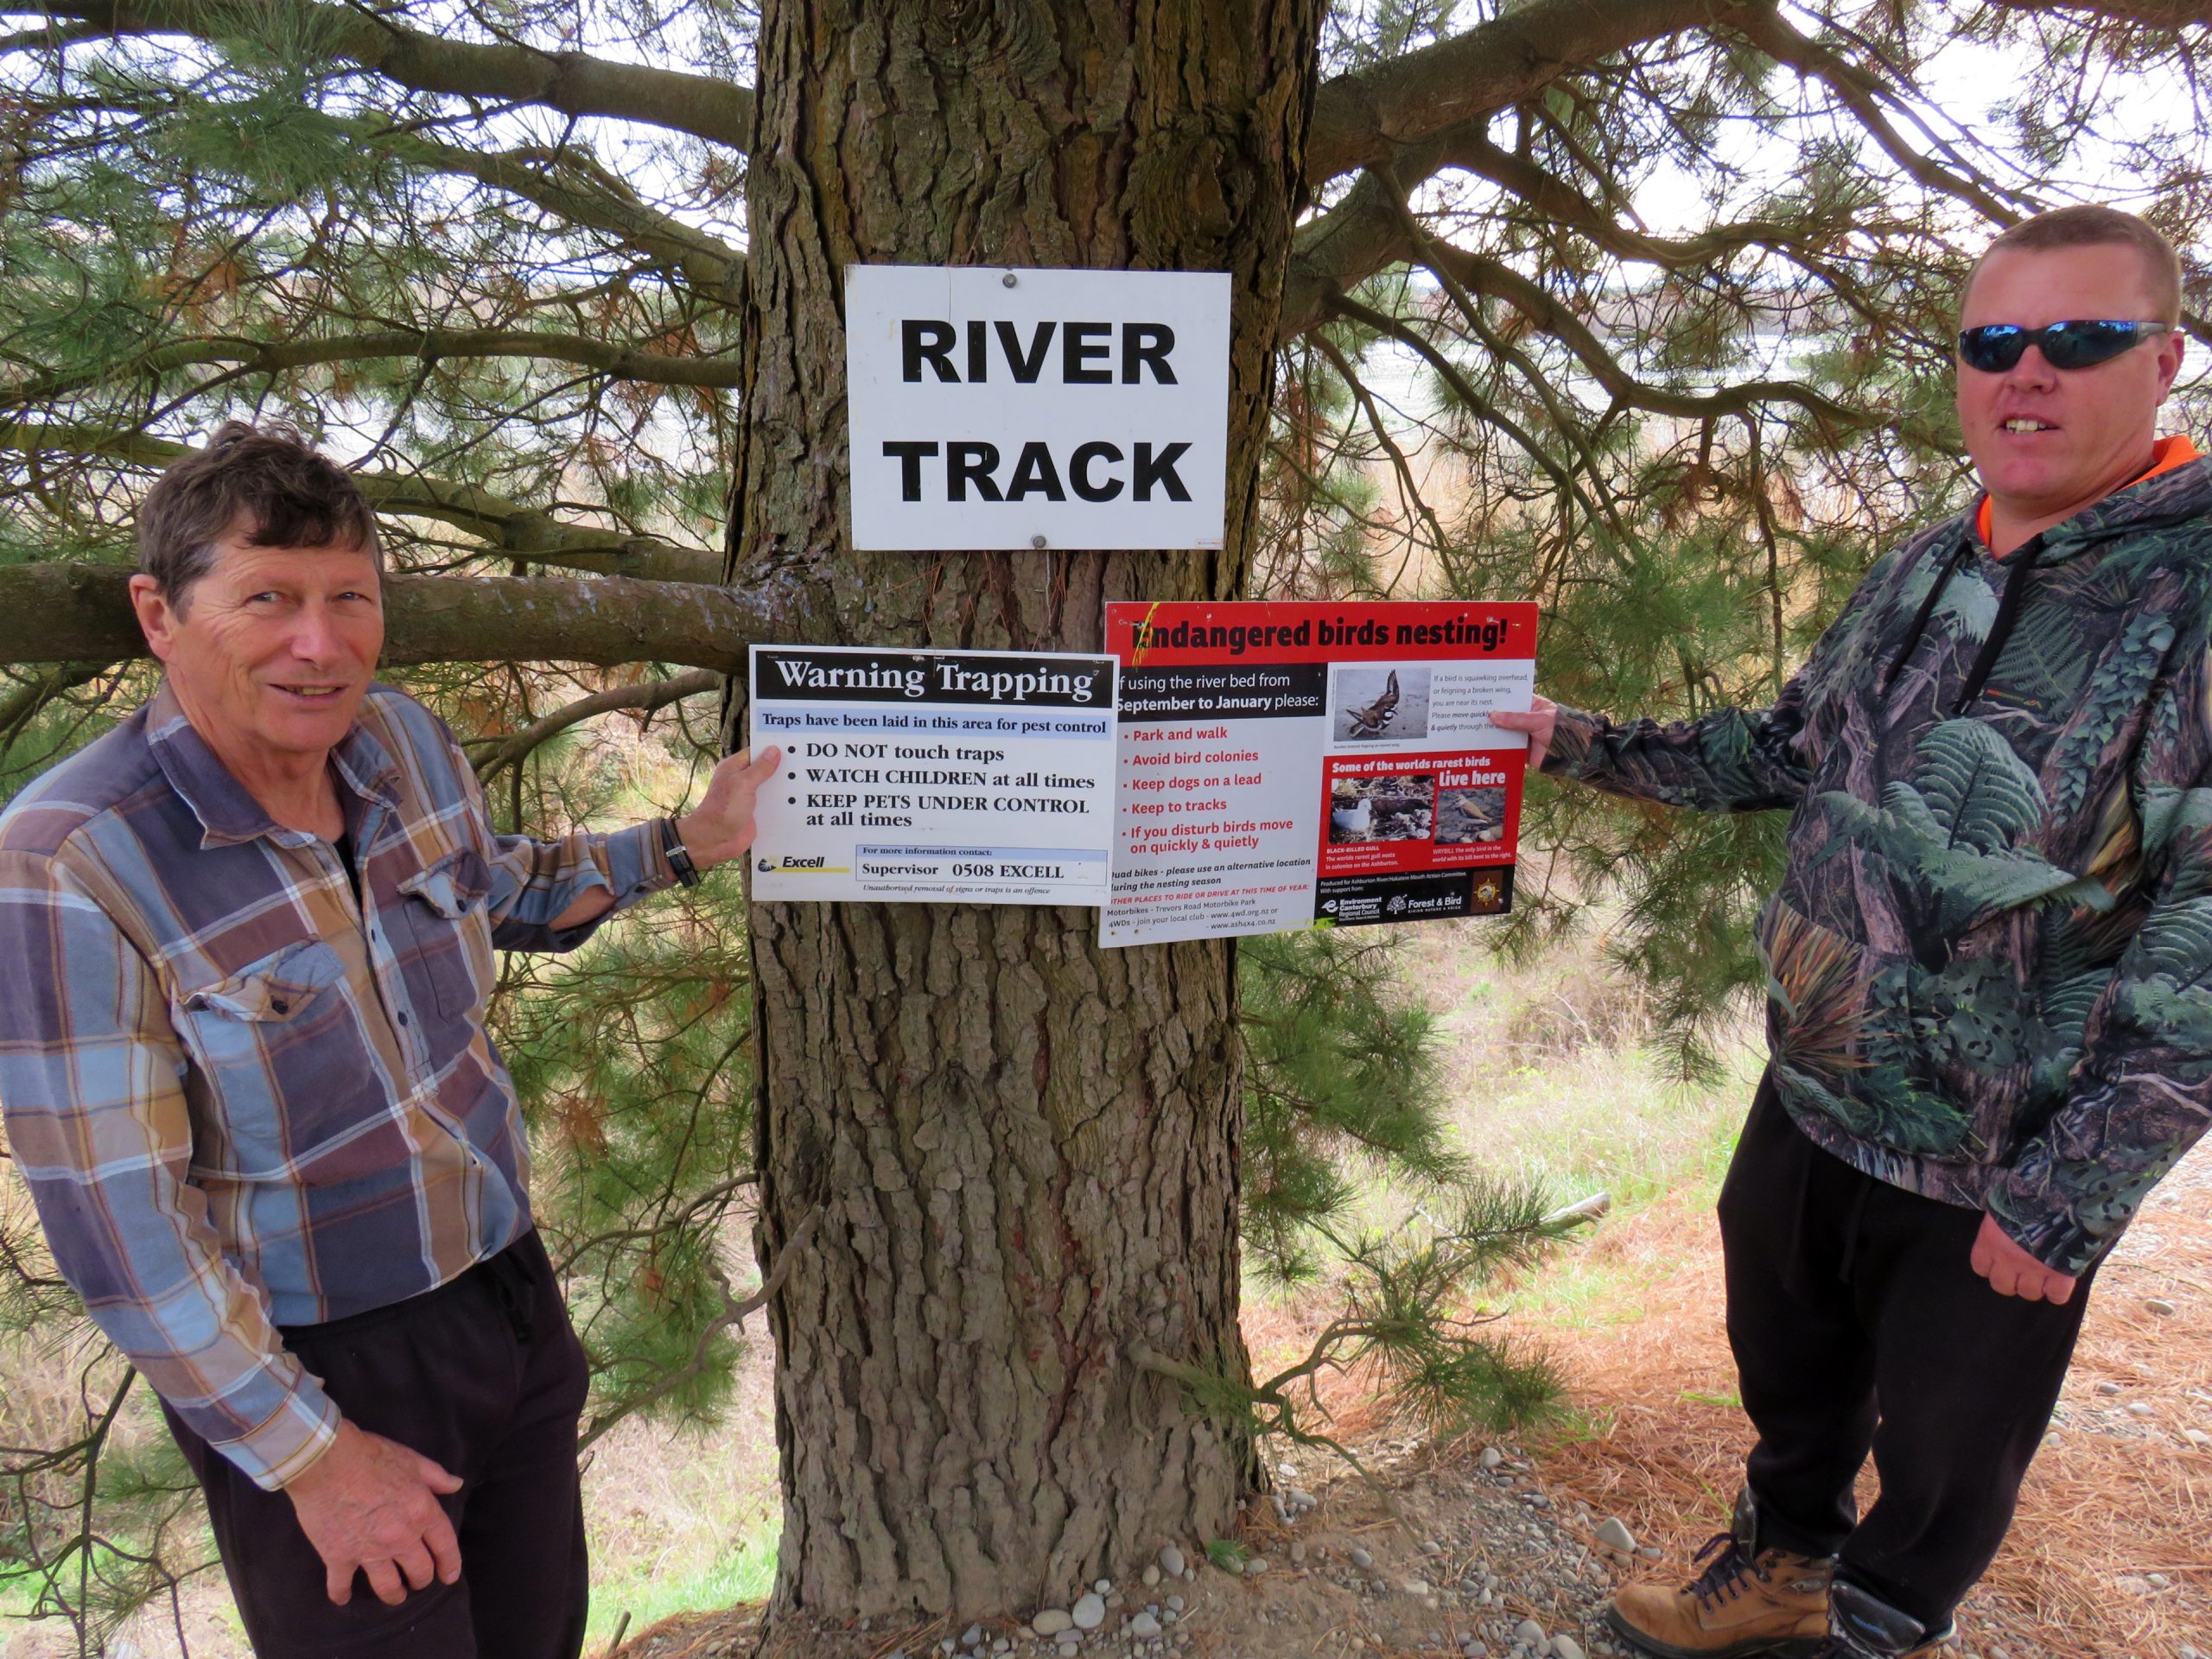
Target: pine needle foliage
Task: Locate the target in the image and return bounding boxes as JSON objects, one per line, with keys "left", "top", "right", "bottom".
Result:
{"left": 1138, "top": 1178, "right": 1585, "bottom": 1466}
{"left": 1239, "top": 929, "right": 1465, "bottom": 1282}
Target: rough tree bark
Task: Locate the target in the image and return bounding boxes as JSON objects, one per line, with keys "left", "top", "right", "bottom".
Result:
{"left": 730, "top": 0, "right": 1323, "bottom": 1627}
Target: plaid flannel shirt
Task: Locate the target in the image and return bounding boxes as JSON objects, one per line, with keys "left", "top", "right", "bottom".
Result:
{"left": 0, "top": 681, "right": 676, "bottom": 1489}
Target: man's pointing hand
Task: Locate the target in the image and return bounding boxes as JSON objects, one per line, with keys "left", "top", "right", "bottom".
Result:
{"left": 1487, "top": 696, "right": 1558, "bottom": 771}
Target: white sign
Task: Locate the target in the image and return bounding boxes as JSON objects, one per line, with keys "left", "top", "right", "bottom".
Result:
{"left": 747, "top": 645, "right": 1118, "bottom": 905}
{"left": 845, "top": 264, "right": 1231, "bottom": 551}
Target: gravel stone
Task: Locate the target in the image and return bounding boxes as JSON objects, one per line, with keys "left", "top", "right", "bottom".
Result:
{"left": 959, "top": 1624, "right": 982, "bottom": 1648}
{"left": 1596, "top": 1518, "right": 1636, "bottom": 1553}
{"left": 1480, "top": 1446, "right": 1504, "bottom": 1471}
{"left": 1128, "top": 1612, "right": 1162, "bottom": 1638}
{"left": 1553, "top": 1638, "right": 1586, "bottom": 1659}
{"left": 1515, "top": 1618, "right": 1546, "bottom": 1643}
{"left": 1071, "top": 1592, "right": 1106, "bottom": 1631}
{"left": 2146, "top": 1297, "right": 2178, "bottom": 1316}
{"left": 1095, "top": 1578, "right": 1113, "bottom": 1595}
{"left": 1030, "top": 1610, "right": 1071, "bottom": 1637}
{"left": 1158, "top": 1545, "right": 1185, "bottom": 1577}
{"left": 1244, "top": 1557, "right": 1269, "bottom": 1575}
{"left": 2096, "top": 1380, "right": 2123, "bottom": 1395}
{"left": 1143, "top": 1565, "right": 1160, "bottom": 1587}
{"left": 1166, "top": 1596, "right": 1185, "bottom": 1613}
{"left": 1349, "top": 1547, "right": 1375, "bottom": 1569}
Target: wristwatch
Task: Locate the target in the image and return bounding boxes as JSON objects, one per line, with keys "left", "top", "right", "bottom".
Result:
{"left": 658, "top": 817, "right": 702, "bottom": 887}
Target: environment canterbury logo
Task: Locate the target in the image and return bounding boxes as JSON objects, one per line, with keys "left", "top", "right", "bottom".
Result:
{"left": 756, "top": 855, "right": 851, "bottom": 874}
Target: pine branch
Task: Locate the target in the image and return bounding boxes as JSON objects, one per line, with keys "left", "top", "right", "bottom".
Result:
{"left": 6, "top": 327, "right": 742, "bottom": 406}
{"left": 45, "top": 0, "right": 754, "bottom": 151}
{"left": 1303, "top": 0, "right": 1724, "bottom": 187}
{"left": 1732, "top": 8, "right": 2037, "bottom": 228}
{"left": 0, "top": 565, "right": 795, "bottom": 671}
{"left": 1452, "top": 130, "right": 1846, "bottom": 270}
{"left": 1983, "top": 0, "right": 2211, "bottom": 23}
{"left": 466, "top": 667, "right": 721, "bottom": 779}
{"left": 1417, "top": 240, "right": 1893, "bottom": 438}
{"left": 1320, "top": 287, "right": 1611, "bottom": 538}
{"left": 365, "top": 128, "right": 746, "bottom": 297}
{"left": 0, "top": 424, "right": 722, "bottom": 582}
{"left": 575, "top": 1206, "right": 820, "bottom": 1452}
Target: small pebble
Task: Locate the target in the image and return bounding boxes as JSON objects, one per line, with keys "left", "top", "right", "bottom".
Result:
{"left": 1031, "top": 1610, "right": 1071, "bottom": 1637}
{"left": 1243, "top": 1557, "right": 1269, "bottom": 1575}
{"left": 1554, "top": 1638, "right": 1586, "bottom": 1659}
{"left": 1159, "top": 1545, "right": 1185, "bottom": 1577}
{"left": 1166, "top": 1596, "right": 1185, "bottom": 1613}
{"left": 1094, "top": 1578, "right": 1112, "bottom": 1595}
{"left": 2127, "top": 1401, "right": 2156, "bottom": 1418}
{"left": 2145, "top": 1297, "right": 2178, "bottom": 1316}
{"left": 1480, "top": 1446, "right": 1504, "bottom": 1471}
{"left": 1071, "top": 1592, "right": 1105, "bottom": 1631}
{"left": 959, "top": 1624, "right": 982, "bottom": 1649}
{"left": 1289, "top": 1541, "right": 1306, "bottom": 1563}
{"left": 1143, "top": 1564, "right": 1160, "bottom": 1587}
{"left": 1515, "top": 1618, "right": 1546, "bottom": 1644}
{"left": 1349, "top": 1547, "right": 1375, "bottom": 1569}
{"left": 1596, "top": 1517, "right": 1636, "bottom": 1553}
{"left": 1128, "top": 1611, "right": 1162, "bottom": 1637}
{"left": 2097, "top": 1379, "right": 2123, "bottom": 1395}
{"left": 1421, "top": 1539, "right": 1443, "bottom": 1556}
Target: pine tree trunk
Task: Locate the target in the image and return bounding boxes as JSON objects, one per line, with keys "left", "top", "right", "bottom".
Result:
{"left": 729, "top": 0, "right": 1323, "bottom": 1625}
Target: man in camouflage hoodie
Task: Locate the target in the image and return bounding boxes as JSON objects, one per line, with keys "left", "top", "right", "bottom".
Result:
{"left": 1494, "top": 207, "right": 2205, "bottom": 1657}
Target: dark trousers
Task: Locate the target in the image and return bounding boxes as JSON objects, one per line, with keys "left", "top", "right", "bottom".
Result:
{"left": 1717, "top": 1078, "right": 2099, "bottom": 1630}
{"left": 163, "top": 1230, "right": 591, "bottom": 1659}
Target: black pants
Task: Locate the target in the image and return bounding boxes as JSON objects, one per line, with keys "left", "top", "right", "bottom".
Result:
{"left": 1717, "top": 1078, "right": 2100, "bottom": 1630}
{"left": 163, "top": 1230, "right": 591, "bottom": 1658}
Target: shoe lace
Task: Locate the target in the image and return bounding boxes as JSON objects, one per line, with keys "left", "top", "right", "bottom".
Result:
{"left": 1682, "top": 1531, "right": 1753, "bottom": 1612}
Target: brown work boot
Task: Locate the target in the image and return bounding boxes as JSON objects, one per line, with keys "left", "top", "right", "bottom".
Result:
{"left": 1605, "top": 1492, "right": 1834, "bottom": 1659}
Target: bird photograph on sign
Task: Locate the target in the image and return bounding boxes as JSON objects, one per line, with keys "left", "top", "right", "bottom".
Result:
{"left": 1333, "top": 664, "right": 1428, "bottom": 741}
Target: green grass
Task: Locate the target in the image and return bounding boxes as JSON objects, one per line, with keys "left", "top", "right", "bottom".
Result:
{"left": 586, "top": 1522, "right": 779, "bottom": 1646}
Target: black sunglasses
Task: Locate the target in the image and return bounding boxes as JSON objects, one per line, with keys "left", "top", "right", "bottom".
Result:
{"left": 1957, "top": 319, "right": 2173, "bottom": 373}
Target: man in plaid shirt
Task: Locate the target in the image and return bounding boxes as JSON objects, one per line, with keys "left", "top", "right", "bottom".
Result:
{"left": 0, "top": 423, "right": 779, "bottom": 1657}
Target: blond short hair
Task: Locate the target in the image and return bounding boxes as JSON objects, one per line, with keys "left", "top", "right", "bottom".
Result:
{"left": 1965, "top": 205, "right": 2183, "bottom": 323}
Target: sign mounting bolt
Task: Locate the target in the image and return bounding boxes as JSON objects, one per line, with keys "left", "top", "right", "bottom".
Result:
{"left": 1031, "top": 534, "right": 1048, "bottom": 549}
{"left": 1001, "top": 271, "right": 1018, "bottom": 288}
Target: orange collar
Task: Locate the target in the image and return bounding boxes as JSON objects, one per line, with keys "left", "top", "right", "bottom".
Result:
{"left": 1976, "top": 433, "right": 2203, "bottom": 545}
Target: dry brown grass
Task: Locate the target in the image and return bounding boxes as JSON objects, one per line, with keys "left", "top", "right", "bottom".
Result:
{"left": 1516, "top": 1154, "right": 2212, "bottom": 1659}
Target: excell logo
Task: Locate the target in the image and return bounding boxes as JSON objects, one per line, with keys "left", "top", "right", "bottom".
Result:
{"left": 763, "top": 855, "right": 849, "bottom": 874}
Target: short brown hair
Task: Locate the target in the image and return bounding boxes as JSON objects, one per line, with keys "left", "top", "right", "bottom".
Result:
{"left": 1966, "top": 205, "right": 2183, "bottom": 323}
{"left": 137, "top": 422, "right": 382, "bottom": 610}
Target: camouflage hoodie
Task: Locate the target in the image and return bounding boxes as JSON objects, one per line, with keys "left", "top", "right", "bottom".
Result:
{"left": 1547, "top": 448, "right": 2212, "bottom": 1274}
